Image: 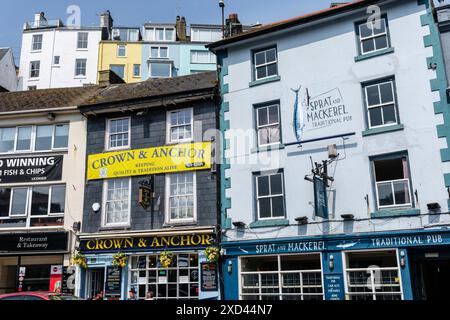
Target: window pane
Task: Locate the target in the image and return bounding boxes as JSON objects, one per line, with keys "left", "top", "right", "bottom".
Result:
{"left": 270, "top": 174, "right": 283, "bottom": 195}
{"left": 366, "top": 85, "right": 380, "bottom": 106}
{"left": 259, "top": 198, "right": 271, "bottom": 218}
{"left": 16, "top": 127, "right": 32, "bottom": 151}
{"left": 54, "top": 124, "right": 69, "bottom": 149}
{"left": 0, "top": 128, "right": 16, "bottom": 153}
{"left": 50, "top": 186, "right": 65, "bottom": 213}
{"left": 165, "top": 29, "right": 174, "bottom": 40}
{"left": 393, "top": 180, "right": 410, "bottom": 205}
{"left": 156, "top": 29, "right": 164, "bottom": 40}
{"left": 359, "top": 23, "right": 373, "bottom": 38}
{"left": 257, "top": 107, "right": 268, "bottom": 126}
{"left": 382, "top": 105, "right": 397, "bottom": 125}
{"left": 267, "top": 63, "right": 278, "bottom": 77}
{"left": 151, "top": 47, "right": 158, "bottom": 58}
{"left": 375, "top": 35, "right": 388, "bottom": 50}
{"left": 374, "top": 158, "right": 405, "bottom": 181}
{"left": 0, "top": 188, "right": 11, "bottom": 217}
{"left": 10, "top": 188, "right": 27, "bottom": 216}
{"left": 110, "top": 65, "right": 125, "bottom": 79}
{"left": 151, "top": 63, "right": 171, "bottom": 77}
{"left": 257, "top": 176, "right": 270, "bottom": 197}
{"left": 373, "top": 19, "right": 386, "bottom": 35}
{"left": 379, "top": 82, "right": 394, "bottom": 104}
{"left": 377, "top": 182, "right": 394, "bottom": 206}
{"left": 31, "top": 187, "right": 49, "bottom": 216}
{"left": 255, "top": 51, "right": 265, "bottom": 65}
{"left": 256, "top": 66, "right": 267, "bottom": 79}
{"left": 271, "top": 196, "right": 284, "bottom": 217}
{"left": 259, "top": 126, "right": 280, "bottom": 146}
{"left": 362, "top": 39, "right": 375, "bottom": 53}
{"left": 369, "top": 107, "right": 383, "bottom": 127}
{"left": 160, "top": 47, "right": 168, "bottom": 58}
{"left": 133, "top": 64, "right": 140, "bottom": 77}
{"left": 268, "top": 105, "right": 279, "bottom": 124}
{"left": 35, "top": 125, "right": 53, "bottom": 151}
{"left": 266, "top": 48, "right": 277, "bottom": 63}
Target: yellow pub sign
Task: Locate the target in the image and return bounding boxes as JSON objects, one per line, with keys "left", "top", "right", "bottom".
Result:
{"left": 87, "top": 142, "right": 212, "bottom": 180}
{"left": 79, "top": 234, "right": 215, "bottom": 253}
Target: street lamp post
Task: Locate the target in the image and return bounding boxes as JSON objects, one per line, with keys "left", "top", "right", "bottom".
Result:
{"left": 219, "top": 0, "right": 225, "bottom": 38}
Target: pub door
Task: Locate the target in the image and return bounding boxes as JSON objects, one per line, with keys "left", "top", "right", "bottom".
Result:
{"left": 87, "top": 268, "right": 105, "bottom": 299}
{"left": 409, "top": 249, "right": 450, "bottom": 300}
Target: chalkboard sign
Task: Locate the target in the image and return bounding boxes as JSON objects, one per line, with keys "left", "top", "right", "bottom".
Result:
{"left": 105, "top": 266, "right": 122, "bottom": 297}
{"left": 62, "top": 266, "right": 76, "bottom": 294}
{"left": 200, "top": 262, "right": 218, "bottom": 292}
{"left": 324, "top": 274, "right": 344, "bottom": 300}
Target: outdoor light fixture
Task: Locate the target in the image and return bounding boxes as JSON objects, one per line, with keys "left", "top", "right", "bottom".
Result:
{"left": 295, "top": 216, "right": 308, "bottom": 225}
{"left": 92, "top": 202, "right": 101, "bottom": 213}
{"left": 341, "top": 214, "right": 354, "bottom": 220}
{"left": 227, "top": 260, "right": 232, "bottom": 274}
{"left": 400, "top": 250, "right": 406, "bottom": 268}
{"left": 427, "top": 202, "right": 441, "bottom": 211}
{"left": 232, "top": 221, "right": 246, "bottom": 228}
{"left": 46, "top": 112, "right": 55, "bottom": 120}
{"left": 329, "top": 254, "right": 334, "bottom": 270}
{"left": 304, "top": 175, "right": 314, "bottom": 183}
{"left": 72, "top": 221, "right": 81, "bottom": 232}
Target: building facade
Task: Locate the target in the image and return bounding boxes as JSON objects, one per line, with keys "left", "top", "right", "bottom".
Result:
{"left": 18, "top": 12, "right": 104, "bottom": 91}
{"left": 0, "top": 48, "right": 18, "bottom": 92}
{"left": 76, "top": 72, "right": 220, "bottom": 300}
{"left": 209, "top": 0, "right": 450, "bottom": 300}
{"left": 0, "top": 86, "right": 97, "bottom": 294}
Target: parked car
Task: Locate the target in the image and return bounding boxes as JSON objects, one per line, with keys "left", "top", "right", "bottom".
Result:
{"left": 0, "top": 291, "right": 82, "bottom": 300}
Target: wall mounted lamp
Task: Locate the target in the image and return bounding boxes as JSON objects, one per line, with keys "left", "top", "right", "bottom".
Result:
{"left": 400, "top": 250, "right": 406, "bottom": 268}
{"left": 227, "top": 260, "right": 232, "bottom": 274}
{"left": 329, "top": 254, "right": 334, "bottom": 270}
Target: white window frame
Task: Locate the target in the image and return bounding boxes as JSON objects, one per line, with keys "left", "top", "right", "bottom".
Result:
{"left": 253, "top": 47, "right": 278, "bottom": 81}
{"left": 375, "top": 178, "right": 412, "bottom": 209}
{"left": 75, "top": 58, "right": 87, "bottom": 77}
{"left": 365, "top": 80, "right": 398, "bottom": 129}
{"left": 239, "top": 253, "right": 324, "bottom": 301}
{"left": 342, "top": 249, "right": 404, "bottom": 301}
{"left": 164, "top": 172, "right": 197, "bottom": 224}
{"left": 29, "top": 61, "right": 40, "bottom": 78}
{"left": 105, "top": 117, "right": 131, "bottom": 151}
{"left": 117, "top": 44, "right": 127, "bottom": 57}
{"left": 0, "top": 184, "right": 66, "bottom": 229}
{"left": 191, "top": 28, "right": 222, "bottom": 42}
{"left": 31, "top": 34, "right": 43, "bottom": 51}
{"left": 149, "top": 61, "right": 172, "bottom": 78}
{"left": 166, "top": 108, "right": 194, "bottom": 144}
{"left": 358, "top": 18, "right": 389, "bottom": 55}
{"left": 77, "top": 32, "right": 89, "bottom": 49}
{"left": 133, "top": 64, "right": 141, "bottom": 77}
{"left": 150, "top": 46, "right": 169, "bottom": 59}
{"left": 0, "top": 124, "right": 69, "bottom": 155}
{"left": 256, "top": 103, "right": 281, "bottom": 148}
{"left": 190, "top": 50, "right": 216, "bottom": 64}
{"left": 255, "top": 171, "right": 285, "bottom": 220}
{"left": 146, "top": 27, "right": 176, "bottom": 42}
{"left": 101, "top": 177, "right": 132, "bottom": 227}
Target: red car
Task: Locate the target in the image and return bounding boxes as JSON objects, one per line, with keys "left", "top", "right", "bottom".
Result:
{"left": 0, "top": 291, "right": 82, "bottom": 300}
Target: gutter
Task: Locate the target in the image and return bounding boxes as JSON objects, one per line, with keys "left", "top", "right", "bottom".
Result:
{"left": 0, "top": 105, "right": 78, "bottom": 116}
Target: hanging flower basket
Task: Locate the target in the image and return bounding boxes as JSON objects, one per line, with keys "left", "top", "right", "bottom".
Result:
{"left": 205, "top": 246, "right": 220, "bottom": 263}
{"left": 112, "top": 252, "right": 128, "bottom": 268}
{"left": 159, "top": 251, "right": 174, "bottom": 268}
{"left": 72, "top": 252, "right": 87, "bottom": 269}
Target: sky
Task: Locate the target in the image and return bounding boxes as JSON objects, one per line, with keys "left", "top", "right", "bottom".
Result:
{"left": 0, "top": 0, "right": 333, "bottom": 64}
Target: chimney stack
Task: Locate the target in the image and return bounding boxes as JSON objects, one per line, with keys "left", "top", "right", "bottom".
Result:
{"left": 34, "top": 12, "right": 47, "bottom": 27}
{"left": 100, "top": 10, "right": 114, "bottom": 40}
{"left": 176, "top": 16, "right": 187, "bottom": 41}
{"left": 98, "top": 69, "right": 125, "bottom": 87}
{"left": 225, "top": 13, "right": 243, "bottom": 38}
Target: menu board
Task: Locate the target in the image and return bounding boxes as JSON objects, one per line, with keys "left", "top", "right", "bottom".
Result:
{"left": 324, "top": 274, "right": 344, "bottom": 300}
{"left": 105, "top": 267, "right": 122, "bottom": 297}
{"left": 200, "top": 262, "right": 218, "bottom": 292}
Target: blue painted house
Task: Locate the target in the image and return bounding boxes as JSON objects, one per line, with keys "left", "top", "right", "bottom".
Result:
{"left": 208, "top": 0, "right": 450, "bottom": 300}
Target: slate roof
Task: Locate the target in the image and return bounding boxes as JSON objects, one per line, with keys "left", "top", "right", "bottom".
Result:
{"left": 0, "top": 71, "right": 217, "bottom": 114}
{"left": 207, "top": 0, "right": 384, "bottom": 50}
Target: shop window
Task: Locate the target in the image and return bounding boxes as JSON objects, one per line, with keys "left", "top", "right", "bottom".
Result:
{"left": 0, "top": 185, "right": 65, "bottom": 228}
{"left": 255, "top": 171, "right": 285, "bottom": 220}
{"left": 167, "top": 108, "right": 193, "bottom": 143}
{"left": 106, "top": 117, "right": 130, "bottom": 150}
{"left": 165, "top": 172, "right": 196, "bottom": 223}
{"left": 240, "top": 254, "right": 323, "bottom": 300}
{"left": 255, "top": 102, "right": 281, "bottom": 147}
{"left": 129, "top": 253, "right": 199, "bottom": 300}
{"left": 344, "top": 251, "right": 402, "bottom": 300}
{"left": 372, "top": 154, "right": 412, "bottom": 210}
{"left": 102, "top": 178, "right": 131, "bottom": 226}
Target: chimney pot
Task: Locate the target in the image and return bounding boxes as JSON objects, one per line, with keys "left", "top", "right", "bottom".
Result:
{"left": 176, "top": 16, "right": 187, "bottom": 41}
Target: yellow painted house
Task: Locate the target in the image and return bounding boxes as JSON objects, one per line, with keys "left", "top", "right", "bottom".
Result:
{"left": 97, "top": 27, "right": 142, "bottom": 84}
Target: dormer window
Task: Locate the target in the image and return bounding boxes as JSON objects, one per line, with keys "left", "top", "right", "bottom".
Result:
{"left": 145, "top": 27, "right": 175, "bottom": 41}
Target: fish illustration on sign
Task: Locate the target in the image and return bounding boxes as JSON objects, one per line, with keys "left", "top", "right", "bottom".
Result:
{"left": 292, "top": 86, "right": 310, "bottom": 142}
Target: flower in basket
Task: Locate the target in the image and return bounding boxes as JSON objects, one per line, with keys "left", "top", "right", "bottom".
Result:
{"left": 205, "top": 246, "right": 220, "bottom": 263}
{"left": 112, "top": 252, "right": 127, "bottom": 268}
{"left": 159, "top": 251, "right": 174, "bottom": 268}
{"left": 72, "top": 252, "right": 87, "bottom": 269}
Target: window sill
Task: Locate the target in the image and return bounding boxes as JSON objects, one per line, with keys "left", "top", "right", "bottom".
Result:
{"left": 30, "top": 50, "right": 42, "bottom": 53}
{"left": 354, "top": 47, "right": 395, "bottom": 62}
{"left": 74, "top": 76, "right": 87, "bottom": 79}
{"left": 251, "top": 144, "right": 285, "bottom": 153}
{"left": 249, "top": 219, "right": 289, "bottom": 228}
{"left": 99, "top": 226, "right": 131, "bottom": 232}
{"left": 76, "top": 48, "right": 89, "bottom": 51}
{"left": 163, "top": 221, "right": 197, "bottom": 227}
{"left": 28, "top": 78, "right": 40, "bottom": 82}
{"left": 362, "top": 124, "right": 404, "bottom": 137}
{"left": 249, "top": 75, "right": 281, "bottom": 88}
{"left": 371, "top": 208, "right": 420, "bottom": 219}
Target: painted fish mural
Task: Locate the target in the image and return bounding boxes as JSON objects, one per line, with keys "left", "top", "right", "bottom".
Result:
{"left": 292, "top": 86, "right": 310, "bottom": 142}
